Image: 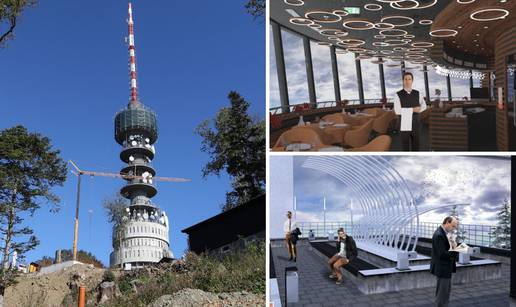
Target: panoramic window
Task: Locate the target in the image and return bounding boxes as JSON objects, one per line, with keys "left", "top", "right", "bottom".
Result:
{"left": 282, "top": 29, "right": 309, "bottom": 106}
{"left": 310, "top": 41, "right": 335, "bottom": 104}
{"left": 337, "top": 52, "right": 359, "bottom": 102}
{"left": 360, "top": 58, "right": 381, "bottom": 102}
{"left": 269, "top": 27, "right": 281, "bottom": 111}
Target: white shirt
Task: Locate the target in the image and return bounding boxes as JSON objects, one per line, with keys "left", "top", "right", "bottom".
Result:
{"left": 393, "top": 88, "right": 427, "bottom": 115}
{"left": 284, "top": 218, "right": 297, "bottom": 234}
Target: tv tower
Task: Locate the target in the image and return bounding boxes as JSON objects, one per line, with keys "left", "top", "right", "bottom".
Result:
{"left": 110, "top": 2, "right": 173, "bottom": 269}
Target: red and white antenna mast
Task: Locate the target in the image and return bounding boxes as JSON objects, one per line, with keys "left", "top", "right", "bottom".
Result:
{"left": 128, "top": 2, "right": 138, "bottom": 103}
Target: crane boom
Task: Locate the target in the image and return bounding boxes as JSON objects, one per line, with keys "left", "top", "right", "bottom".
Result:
{"left": 68, "top": 160, "right": 190, "bottom": 182}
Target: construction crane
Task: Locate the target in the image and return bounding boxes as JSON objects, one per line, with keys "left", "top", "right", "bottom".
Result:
{"left": 68, "top": 160, "right": 190, "bottom": 261}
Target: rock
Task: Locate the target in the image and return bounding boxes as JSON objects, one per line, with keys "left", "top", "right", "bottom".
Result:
{"left": 129, "top": 278, "right": 144, "bottom": 293}
{"left": 98, "top": 281, "right": 117, "bottom": 304}
{"left": 147, "top": 288, "right": 264, "bottom": 307}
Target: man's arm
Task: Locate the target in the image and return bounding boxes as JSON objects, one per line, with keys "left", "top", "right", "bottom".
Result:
{"left": 414, "top": 97, "right": 427, "bottom": 113}
{"left": 437, "top": 234, "right": 454, "bottom": 261}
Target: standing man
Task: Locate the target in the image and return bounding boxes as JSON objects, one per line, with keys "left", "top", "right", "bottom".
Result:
{"left": 284, "top": 211, "right": 297, "bottom": 262}
{"left": 430, "top": 216, "right": 459, "bottom": 307}
{"left": 394, "top": 72, "right": 427, "bottom": 151}
{"left": 328, "top": 228, "right": 357, "bottom": 285}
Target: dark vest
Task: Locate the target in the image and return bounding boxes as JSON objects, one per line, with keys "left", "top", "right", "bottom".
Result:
{"left": 397, "top": 89, "right": 420, "bottom": 108}
{"left": 397, "top": 89, "right": 421, "bottom": 123}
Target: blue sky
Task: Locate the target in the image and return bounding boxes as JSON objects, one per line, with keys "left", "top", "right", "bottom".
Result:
{"left": 270, "top": 156, "right": 511, "bottom": 239}
{"left": 0, "top": 1, "right": 264, "bottom": 265}
{"left": 269, "top": 28, "right": 476, "bottom": 109}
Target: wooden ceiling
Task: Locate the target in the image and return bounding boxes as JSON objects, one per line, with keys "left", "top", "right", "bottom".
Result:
{"left": 432, "top": 0, "right": 516, "bottom": 57}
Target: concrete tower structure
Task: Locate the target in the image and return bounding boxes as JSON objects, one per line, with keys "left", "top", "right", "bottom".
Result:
{"left": 109, "top": 3, "right": 173, "bottom": 269}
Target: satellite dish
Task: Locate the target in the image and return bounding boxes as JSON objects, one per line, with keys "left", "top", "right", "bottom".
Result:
{"left": 131, "top": 140, "right": 137, "bottom": 146}
{"left": 145, "top": 144, "right": 151, "bottom": 148}
{"left": 148, "top": 179, "right": 153, "bottom": 184}
{"left": 129, "top": 156, "right": 135, "bottom": 162}
{"left": 125, "top": 208, "right": 130, "bottom": 212}
{"left": 129, "top": 135, "right": 134, "bottom": 140}
{"left": 142, "top": 171, "right": 150, "bottom": 178}
{"left": 145, "top": 138, "right": 150, "bottom": 143}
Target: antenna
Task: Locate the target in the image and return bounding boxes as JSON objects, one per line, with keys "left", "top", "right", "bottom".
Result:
{"left": 128, "top": 2, "right": 138, "bottom": 103}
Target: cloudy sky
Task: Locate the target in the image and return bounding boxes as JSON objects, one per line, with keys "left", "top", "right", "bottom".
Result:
{"left": 270, "top": 28, "right": 475, "bottom": 109}
{"left": 270, "top": 156, "right": 511, "bottom": 239}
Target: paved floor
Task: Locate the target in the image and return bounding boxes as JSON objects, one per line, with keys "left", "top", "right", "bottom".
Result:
{"left": 271, "top": 242, "right": 509, "bottom": 307}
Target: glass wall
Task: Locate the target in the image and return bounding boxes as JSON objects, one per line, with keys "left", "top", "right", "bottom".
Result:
{"left": 450, "top": 76, "right": 471, "bottom": 99}
{"left": 269, "top": 27, "right": 281, "bottom": 111}
{"left": 360, "top": 58, "right": 381, "bottom": 101}
{"left": 310, "top": 41, "right": 335, "bottom": 103}
{"left": 427, "top": 66, "right": 448, "bottom": 101}
{"left": 281, "top": 29, "right": 309, "bottom": 105}
{"left": 384, "top": 63, "right": 402, "bottom": 101}
{"left": 337, "top": 52, "right": 359, "bottom": 101}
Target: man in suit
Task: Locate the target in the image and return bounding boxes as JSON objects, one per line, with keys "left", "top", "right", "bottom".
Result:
{"left": 328, "top": 228, "right": 358, "bottom": 285}
{"left": 393, "top": 72, "right": 427, "bottom": 151}
{"left": 430, "top": 216, "right": 459, "bottom": 307}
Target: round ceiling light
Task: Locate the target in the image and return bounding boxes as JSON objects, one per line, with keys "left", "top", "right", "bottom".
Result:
{"left": 289, "top": 18, "right": 314, "bottom": 26}
{"left": 404, "top": 34, "right": 415, "bottom": 38}
{"left": 470, "top": 9, "right": 509, "bottom": 22}
{"left": 337, "top": 39, "right": 366, "bottom": 46}
{"left": 407, "top": 47, "right": 428, "bottom": 52}
{"left": 380, "top": 16, "right": 414, "bottom": 27}
{"left": 373, "top": 41, "right": 390, "bottom": 47}
{"left": 411, "top": 42, "right": 435, "bottom": 47}
{"left": 284, "top": 0, "right": 304, "bottom": 5}
{"left": 356, "top": 55, "right": 372, "bottom": 60}
{"left": 317, "top": 42, "right": 332, "bottom": 46}
{"left": 320, "top": 29, "right": 348, "bottom": 36}
{"left": 343, "top": 20, "right": 375, "bottom": 30}
{"left": 364, "top": 3, "right": 383, "bottom": 11}
{"left": 419, "top": 19, "right": 433, "bottom": 25}
{"left": 374, "top": 22, "right": 395, "bottom": 30}
{"left": 348, "top": 47, "right": 367, "bottom": 53}
{"left": 305, "top": 11, "right": 342, "bottom": 23}
{"left": 393, "top": 47, "right": 408, "bottom": 51}
{"left": 333, "top": 10, "right": 350, "bottom": 17}
{"left": 309, "top": 24, "right": 322, "bottom": 29}
{"left": 374, "top": 34, "right": 387, "bottom": 39}
{"left": 390, "top": 0, "right": 437, "bottom": 10}
{"left": 380, "top": 50, "right": 394, "bottom": 54}
{"left": 429, "top": 29, "right": 458, "bottom": 37}
{"left": 457, "top": 0, "right": 475, "bottom": 4}
{"left": 385, "top": 39, "right": 409, "bottom": 46}
{"left": 379, "top": 29, "right": 408, "bottom": 37}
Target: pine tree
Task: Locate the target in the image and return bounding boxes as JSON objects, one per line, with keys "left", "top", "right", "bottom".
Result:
{"left": 0, "top": 125, "right": 67, "bottom": 295}
{"left": 450, "top": 205, "right": 467, "bottom": 243}
{"left": 195, "top": 91, "right": 265, "bottom": 211}
{"left": 491, "top": 198, "right": 511, "bottom": 249}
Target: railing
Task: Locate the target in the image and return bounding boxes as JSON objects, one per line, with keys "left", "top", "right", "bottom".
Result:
{"left": 296, "top": 221, "right": 506, "bottom": 249}
{"left": 270, "top": 97, "right": 482, "bottom": 115}
{"left": 270, "top": 98, "right": 394, "bottom": 115}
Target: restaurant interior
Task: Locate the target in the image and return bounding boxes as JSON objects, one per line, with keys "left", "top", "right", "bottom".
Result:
{"left": 270, "top": 0, "right": 516, "bottom": 151}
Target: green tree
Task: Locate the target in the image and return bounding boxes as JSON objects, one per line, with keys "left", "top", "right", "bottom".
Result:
{"left": 196, "top": 91, "right": 265, "bottom": 211}
{"left": 0, "top": 0, "right": 37, "bottom": 47}
{"left": 0, "top": 125, "right": 67, "bottom": 294}
{"left": 103, "top": 193, "right": 129, "bottom": 267}
{"left": 34, "top": 249, "right": 105, "bottom": 268}
{"left": 450, "top": 205, "right": 467, "bottom": 243}
{"left": 244, "top": 0, "right": 265, "bottom": 20}
{"left": 491, "top": 198, "right": 511, "bottom": 249}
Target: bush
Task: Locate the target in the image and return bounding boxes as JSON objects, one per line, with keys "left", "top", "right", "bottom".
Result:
{"left": 105, "top": 240, "right": 265, "bottom": 306}
{"left": 103, "top": 270, "right": 115, "bottom": 282}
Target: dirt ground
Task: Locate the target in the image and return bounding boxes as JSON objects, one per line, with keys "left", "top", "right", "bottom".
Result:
{"left": 3, "top": 263, "right": 105, "bottom": 307}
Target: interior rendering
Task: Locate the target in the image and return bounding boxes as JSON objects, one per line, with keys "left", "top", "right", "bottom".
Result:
{"left": 269, "top": 0, "right": 516, "bottom": 151}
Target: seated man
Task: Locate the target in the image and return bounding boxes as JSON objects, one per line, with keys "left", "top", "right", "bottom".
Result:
{"left": 328, "top": 228, "right": 357, "bottom": 285}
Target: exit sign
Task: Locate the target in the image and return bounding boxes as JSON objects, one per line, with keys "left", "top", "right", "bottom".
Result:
{"left": 344, "top": 7, "right": 360, "bottom": 15}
